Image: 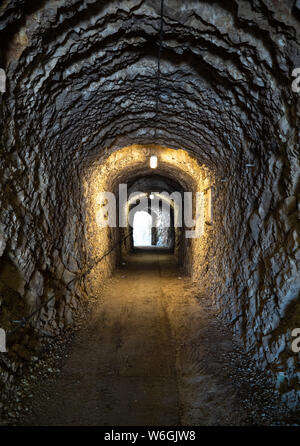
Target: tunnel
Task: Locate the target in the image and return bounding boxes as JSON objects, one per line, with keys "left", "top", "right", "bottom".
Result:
{"left": 0, "top": 0, "right": 300, "bottom": 427}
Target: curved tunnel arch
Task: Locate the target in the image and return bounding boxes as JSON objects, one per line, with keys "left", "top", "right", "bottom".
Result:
{"left": 0, "top": 0, "right": 299, "bottom": 407}
{"left": 2, "top": 0, "right": 299, "bottom": 172}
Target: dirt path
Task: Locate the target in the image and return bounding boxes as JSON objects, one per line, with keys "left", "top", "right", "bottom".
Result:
{"left": 16, "top": 251, "right": 291, "bottom": 426}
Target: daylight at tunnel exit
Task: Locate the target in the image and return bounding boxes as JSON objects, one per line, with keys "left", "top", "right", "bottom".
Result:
{"left": 0, "top": 0, "right": 300, "bottom": 432}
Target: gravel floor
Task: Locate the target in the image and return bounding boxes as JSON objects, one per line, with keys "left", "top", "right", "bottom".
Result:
{"left": 0, "top": 251, "right": 298, "bottom": 426}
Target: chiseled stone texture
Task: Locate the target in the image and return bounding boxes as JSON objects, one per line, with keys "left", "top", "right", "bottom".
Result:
{"left": 0, "top": 0, "right": 299, "bottom": 407}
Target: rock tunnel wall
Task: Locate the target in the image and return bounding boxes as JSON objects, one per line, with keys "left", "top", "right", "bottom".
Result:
{"left": 217, "top": 153, "right": 300, "bottom": 408}
{"left": 0, "top": 0, "right": 299, "bottom": 407}
{"left": 0, "top": 136, "right": 85, "bottom": 392}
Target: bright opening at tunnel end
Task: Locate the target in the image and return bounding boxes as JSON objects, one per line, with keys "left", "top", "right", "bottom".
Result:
{"left": 96, "top": 183, "right": 208, "bottom": 239}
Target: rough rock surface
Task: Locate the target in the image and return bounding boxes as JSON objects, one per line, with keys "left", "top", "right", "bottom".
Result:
{"left": 0, "top": 0, "right": 299, "bottom": 410}
{"left": 0, "top": 252, "right": 297, "bottom": 426}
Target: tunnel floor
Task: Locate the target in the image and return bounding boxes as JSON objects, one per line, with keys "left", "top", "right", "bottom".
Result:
{"left": 13, "top": 251, "right": 292, "bottom": 426}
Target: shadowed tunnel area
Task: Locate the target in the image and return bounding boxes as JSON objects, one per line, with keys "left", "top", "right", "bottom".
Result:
{"left": 0, "top": 0, "right": 300, "bottom": 426}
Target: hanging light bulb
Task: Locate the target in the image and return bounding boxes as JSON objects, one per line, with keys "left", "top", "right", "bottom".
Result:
{"left": 150, "top": 155, "right": 158, "bottom": 169}
{"left": 149, "top": 193, "right": 154, "bottom": 200}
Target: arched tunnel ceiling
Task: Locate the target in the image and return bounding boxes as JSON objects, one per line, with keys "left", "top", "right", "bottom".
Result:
{"left": 0, "top": 0, "right": 300, "bottom": 173}
{"left": 126, "top": 174, "right": 185, "bottom": 195}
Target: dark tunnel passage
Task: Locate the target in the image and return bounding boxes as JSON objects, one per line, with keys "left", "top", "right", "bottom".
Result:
{"left": 0, "top": 0, "right": 300, "bottom": 426}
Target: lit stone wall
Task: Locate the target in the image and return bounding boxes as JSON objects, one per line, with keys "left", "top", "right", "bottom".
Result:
{"left": 82, "top": 144, "right": 214, "bottom": 293}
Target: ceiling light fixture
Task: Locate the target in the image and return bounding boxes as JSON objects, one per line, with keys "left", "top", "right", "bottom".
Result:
{"left": 150, "top": 155, "right": 158, "bottom": 169}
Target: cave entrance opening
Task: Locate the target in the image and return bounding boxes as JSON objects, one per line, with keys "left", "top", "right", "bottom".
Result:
{"left": 132, "top": 205, "right": 176, "bottom": 250}
{"left": 133, "top": 211, "right": 153, "bottom": 247}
